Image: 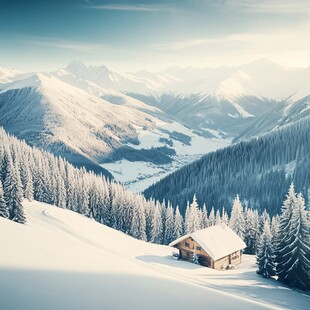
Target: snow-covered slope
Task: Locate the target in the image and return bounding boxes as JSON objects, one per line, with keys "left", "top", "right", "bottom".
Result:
{"left": 0, "top": 200, "right": 308, "bottom": 309}
{"left": 0, "top": 73, "right": 157, "bottom": 174}
{"left": 129, "top": 92, "right": 274, "bottom": 137}
{"left": 236, "top": 95, "right": 310, "bottom": 141}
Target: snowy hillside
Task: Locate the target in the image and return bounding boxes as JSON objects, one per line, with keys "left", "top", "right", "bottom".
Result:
{"left": 0, "top": 73, "right": 161, "bottom": 174}
{"left": 0, "top": 200, "right": 308, "bottom": 310}
{"left": 236, "top": 95, "right": 310, "bottom": 141}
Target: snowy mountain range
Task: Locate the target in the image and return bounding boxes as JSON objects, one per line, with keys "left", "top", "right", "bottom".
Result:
{"left": 0, "top": 59, "right": 309, "bottom": 190}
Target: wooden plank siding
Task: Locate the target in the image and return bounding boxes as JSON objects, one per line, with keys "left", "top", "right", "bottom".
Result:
{"left": 173, "top": 237, "right": 243, "bottom": 270}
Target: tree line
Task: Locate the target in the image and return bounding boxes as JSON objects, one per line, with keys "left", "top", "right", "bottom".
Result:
{"left": 144, "top": 118, "right": 310, "bottom": 216}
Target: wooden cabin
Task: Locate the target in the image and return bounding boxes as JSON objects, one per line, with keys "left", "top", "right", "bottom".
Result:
{"left": 169, "top": 224, "right": 246, "bottom": 270}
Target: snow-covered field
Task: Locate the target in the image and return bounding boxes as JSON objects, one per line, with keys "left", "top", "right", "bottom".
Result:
{"left": 0, "top": 200, "right": 309, "bottom": 310}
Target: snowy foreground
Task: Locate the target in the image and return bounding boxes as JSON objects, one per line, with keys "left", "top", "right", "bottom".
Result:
{"left": 0, "top": 201, "right": 309, "bottom": 310}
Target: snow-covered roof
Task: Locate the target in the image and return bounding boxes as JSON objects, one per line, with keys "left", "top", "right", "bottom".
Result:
{"left": 169, "top": 224, "right": 246, "bottom": 261}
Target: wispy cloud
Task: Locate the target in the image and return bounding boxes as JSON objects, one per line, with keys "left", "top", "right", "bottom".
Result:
{"left": 88, "top": 3, "right": 174, "bottom": 12}
{"left": 152, "top": 33, "right": 262, "bottom": 51}
{"left": 216, "top": 0, "right": 310, "bottom": 14}
{"left": 19, "top": 37, "right": 110, "bottom": 54}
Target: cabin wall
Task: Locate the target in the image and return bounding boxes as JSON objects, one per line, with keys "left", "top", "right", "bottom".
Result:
{"left": 213, "top": 255, "right": 230, "bottom": 270}
{"left": 173, "top": 238, "right": 243, "bottom": 270}
{"left": 174, "top": 237, "right": 213, "bottom": 267}
{"left": 214, "top": 250, "right": 242, "bottom": 270}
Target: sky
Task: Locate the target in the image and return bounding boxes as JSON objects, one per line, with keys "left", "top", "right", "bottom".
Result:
{"left": 0, "top": 0, "right": 310, "bottom": 72}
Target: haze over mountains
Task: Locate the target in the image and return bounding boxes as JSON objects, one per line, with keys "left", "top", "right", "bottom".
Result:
{"left": 0, "top": 59, "right": 309, "bottom": 190}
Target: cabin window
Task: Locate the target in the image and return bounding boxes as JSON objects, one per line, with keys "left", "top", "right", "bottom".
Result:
{"left": 231, "top": 251, "right": 239, "bottom": 259}
{"left": 196, "top": 246, "right": 201, "bottom": 251}
{"left": 185, "top": 242, "right": 190, "bottom": 248}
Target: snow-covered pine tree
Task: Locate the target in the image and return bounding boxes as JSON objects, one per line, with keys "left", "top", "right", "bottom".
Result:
{"left": 3, "top": 159, "right": 26, "bottom": 224}
{"left": 164, "top": 202, "right": 174, "bottom": 245}
{"left": 145, "top": 198, "right": 155, "bottom": 241}
{"left": 0, "top": 180, "right": 9, "bottom": 219}
{"left": 259, "top": 209, "right": 271, "bottom": 235}
{"left": 275, "top": 183, "right": 296, "bottom": 283}
{"left": 55, "top": 175, "right": 66, "bottom": 208}
{"left": 184, "top": 201, "right": 190, "bottom": 234}
{"left": 290, "top": 193, "right": 310, "bottom": 291}
{"left": 24, "top": 165, "right": 34, "bottom": 201}
{"left": 130, "top": 202, "right": 147, "bottom": 241}
{"left": 161, "top": 200, "right": 167, "bottom": 243}
{"left": 201, "top": 203, "right": 208, "bottom": 228}
{"left": 276, "top": 190, "right": 310, "bottom": 290}
{"left": 256, "top": 221, "right": 276, "bottom": 278}
{"left": 208, "top": 207, "right": 215, "bottom": 227}
{"left": 150, "top": 201, "right": 163, "bottom": 244}
{"left": 222, "top": 207, "right": 229, "bottom": 225}
{"left": 186, "top": 194, "right": 201, "bottom": 233}
{"left": 215, "top": 209, "right": 221, "bottom": 225}
{"left": 229, "top": 194, "right": 245, "bottom": 239}
{"left": 78, "top": 176, "right": 89, "bottom": 216}
{"left": 270, "top": 215, "right": 279, "bottom": 244}
{"left": 244, "top": 208, "right": 260, "bottom": 254}
{"left": 173, "top": 205, "right": 184, "bottom": 240}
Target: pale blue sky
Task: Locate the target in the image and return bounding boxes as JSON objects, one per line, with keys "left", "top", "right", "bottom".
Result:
{"left": 1, "top": 0, "right": 310, "bottom": 71}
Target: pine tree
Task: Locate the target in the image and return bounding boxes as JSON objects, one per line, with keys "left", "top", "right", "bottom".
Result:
{"left": 208, "top": 207, "right": 215, "bottom": 226}
{"left": 163, "top": 203, "right": 174, "bottom": 245}
{"left": 291, "top": 193, "right": 310, "bottom": 291}
{"left": 130, "top": 203, "right": 147, "bottom": 241}
{"left": 3, "top": 160, "right": 26, "bottom": 224}
{"left": 275, "top": 183, "right": 297, "bottom": 285}
{"left": 244, "top": 208, "right": 259, "bottom": 254}
{"left": 173, "top": 205, "right": 184, "bottom": 240}
{"left": 201, "top": 203, "right": 208, "bottom": 228}
{"left": 24, "top": 166, "right": 34, "bottom": 201}
{"left": 229, "top": 195, "right": 245, "bottom": 239}
{"left": 222, "top": 207, "right": 229, "bottom": 225}
{"left": 186, "top": 194, "right": 201, "bottom": 233}
{"left": 150, "top": 202, "right": 163, "bottom": 244}
{"left": 276, "top": 190, "right": 310, "bottom": 290}
{"left": 270, "top": 215, "right": 279, "bottom": 244}
{"left": 0, "top": 180, "right": 9, "bottom": 219}
{"left": 215, "top": 209, "right": 221, "bottom": 225}
{"left": 259, "top": 209, "right": 271, "bottom": 235}
{"left": 256, "top": 221, "right": 276, "bottom": 278}
{"left": 184, "top": 201, "right": 190, "bottom": 233}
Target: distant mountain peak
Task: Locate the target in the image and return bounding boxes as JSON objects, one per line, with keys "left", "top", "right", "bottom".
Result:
{"left": 67, "top": 59, "right": 88, "bottom": 73}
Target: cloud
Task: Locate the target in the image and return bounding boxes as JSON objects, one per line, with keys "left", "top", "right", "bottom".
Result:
{"left": 88, "top": 4, "right": 173, "bottom": 12}
{"left": 19, "top": 37, "right": 110, "bottom": 54}
{"left": 150, "top": 24, "right": 310, "bottom": 67}
{"left": 152, "top": 34, "right": 262, "bottom": 51}
{"left": 216, "top": 0, "right": 310, "bottom": 14}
